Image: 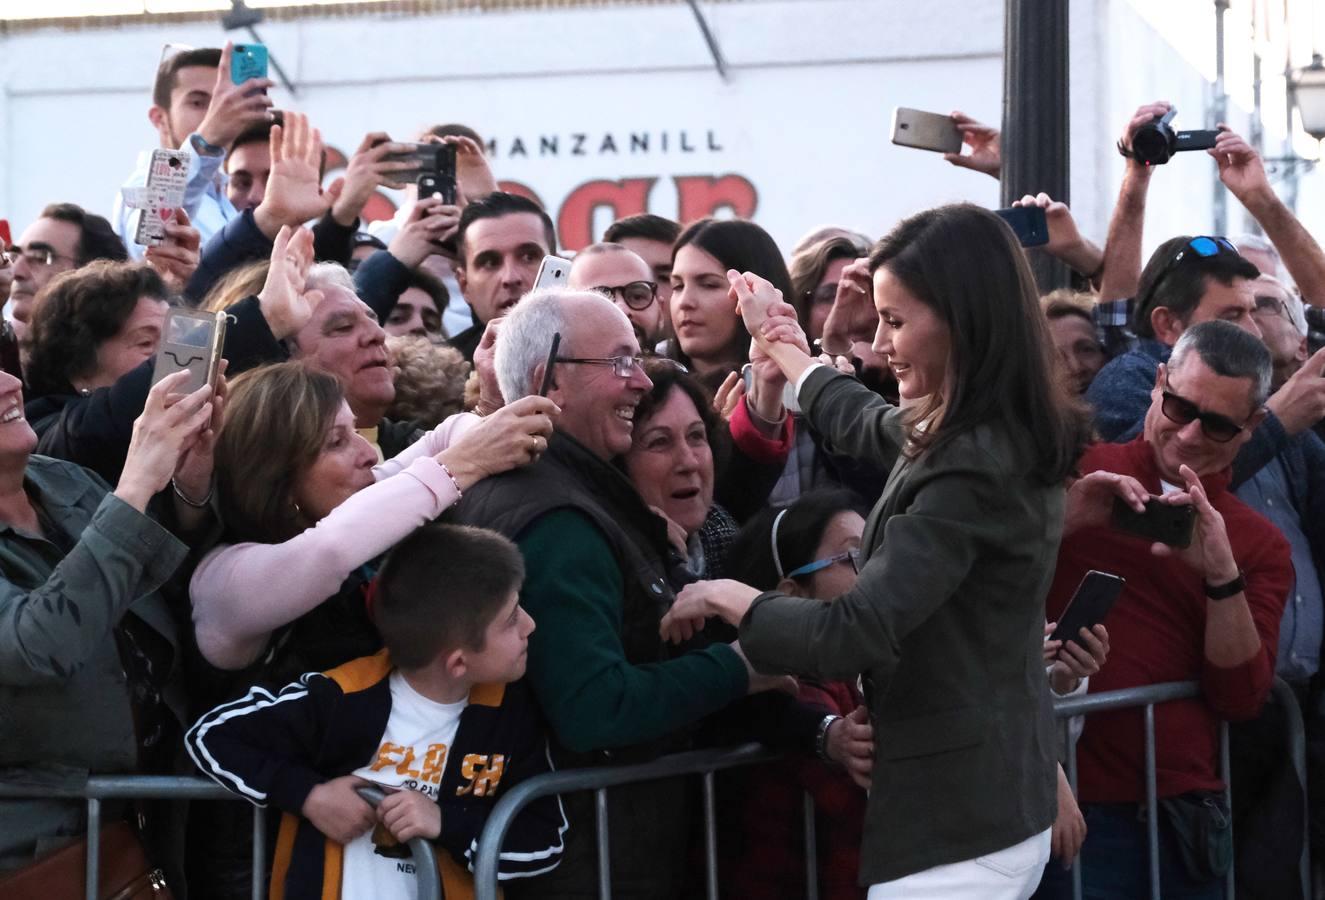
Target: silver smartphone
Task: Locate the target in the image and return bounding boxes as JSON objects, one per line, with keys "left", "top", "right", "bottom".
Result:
{"left": 151, "top": 308, "right": 227, "bottom": 394}
{"left": 890, "top": 107, "right": 963, "bottom": 154}
{"left": 533, "top": 255, "right": 573, "bottom": 292}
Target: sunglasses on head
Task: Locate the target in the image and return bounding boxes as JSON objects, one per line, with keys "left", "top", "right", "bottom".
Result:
{"left": 1160, "top": 373, "right": 1253, "bottom": 443}
{"left": 1139, "top": 236, "right": 1240, "bottom": 314}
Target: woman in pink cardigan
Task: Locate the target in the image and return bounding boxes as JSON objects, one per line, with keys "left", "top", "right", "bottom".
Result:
{"left": 189, "top": 360, "right": 557, "bottom": 688}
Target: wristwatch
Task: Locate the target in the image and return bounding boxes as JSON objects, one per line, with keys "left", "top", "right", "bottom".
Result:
{"left": 189, "top": 132, "right": 225, "bottom": 157}
{"left": 1204, "top": 570, "right": 1246, "bottom": 601}
{"left": 814, "top": 714, "right": 841, "bottom": 762}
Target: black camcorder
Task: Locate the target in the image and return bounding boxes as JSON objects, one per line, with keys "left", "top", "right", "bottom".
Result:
{"left": 1128, "top": 109, "right": 1219, "bottom": 166}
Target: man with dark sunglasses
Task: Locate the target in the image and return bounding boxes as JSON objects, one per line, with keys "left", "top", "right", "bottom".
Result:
{"left": 1086, "top": 109, "right": 1325, "bottom": 482}
{"left": 1048, "top": 320, "right": 1292, "bottom": 899}
{"left": 568, "top": 243, "right": 665, "bottom": 350}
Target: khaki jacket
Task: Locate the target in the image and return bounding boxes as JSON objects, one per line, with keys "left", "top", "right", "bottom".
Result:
{"left": 740, "top": 368, "right": 1059, "bottom": 884}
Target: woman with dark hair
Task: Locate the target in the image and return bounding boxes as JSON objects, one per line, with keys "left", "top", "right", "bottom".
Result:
{"left": 714, "top": 490, "right": 870, "bottom": 900}
{"left": 663, "top": 203, "right": 1092, "bottom": 898}
{"left": 667, "top": 218, "right": 793, "bottom": 391}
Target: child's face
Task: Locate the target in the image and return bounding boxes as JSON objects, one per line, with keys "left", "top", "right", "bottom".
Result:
{"left": 464, "top": 590, "right": 535, "bottom": 684}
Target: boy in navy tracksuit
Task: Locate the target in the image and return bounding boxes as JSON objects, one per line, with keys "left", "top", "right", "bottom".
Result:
{"left": 187, "top": 523, "right": 567, "bottom": 899}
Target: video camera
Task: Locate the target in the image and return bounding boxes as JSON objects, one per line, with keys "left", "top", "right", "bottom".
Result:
{"left": 1127, "top": 109, "right": 1219, "bottom": 166}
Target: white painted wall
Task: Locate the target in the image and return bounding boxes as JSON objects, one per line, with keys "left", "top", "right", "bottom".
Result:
{"left": 0, "top": 0, "right": 1319, "bottom": 262}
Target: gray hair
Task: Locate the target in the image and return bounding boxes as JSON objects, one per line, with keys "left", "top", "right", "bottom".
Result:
{"left": 495, "top": 289, "right": 627, "bottom": 400}
{"left": 306, "top": 262, "right": 357, "bottom": 296}
{"left": 1169, "top": 320, "right": 1272, "bottom": 409}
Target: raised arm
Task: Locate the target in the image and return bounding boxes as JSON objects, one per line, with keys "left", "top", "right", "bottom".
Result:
{"left": 1213, "top": 128, "right": 1325, "bottom": 308}
{"left": 1097, "top": 102, "right": 1170, "bottom": 303}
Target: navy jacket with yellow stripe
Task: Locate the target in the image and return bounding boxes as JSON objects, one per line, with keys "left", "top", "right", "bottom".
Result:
{"left": 186, "top": 650, "right": 567, "bottom": 899}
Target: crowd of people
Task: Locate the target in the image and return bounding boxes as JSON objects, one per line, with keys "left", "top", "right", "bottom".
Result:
{"left": 2, "top": 38, "right": 1325, "bottom": 900}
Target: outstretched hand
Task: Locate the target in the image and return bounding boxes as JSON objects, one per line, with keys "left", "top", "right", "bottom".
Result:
{"left": 943, "top": 111, "right": 1001, "bottom": 178}
{"left": 258, "top": 225, "right": 319, "bottom": 340}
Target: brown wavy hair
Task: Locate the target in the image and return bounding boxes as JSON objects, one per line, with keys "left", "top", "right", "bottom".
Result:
{"left": 215, "top": 361, "right": 343, "bottom": 544}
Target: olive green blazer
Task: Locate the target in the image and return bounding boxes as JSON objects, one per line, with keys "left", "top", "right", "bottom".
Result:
{"left": 740, "top": 367, "right": 1059, "bottom": 884}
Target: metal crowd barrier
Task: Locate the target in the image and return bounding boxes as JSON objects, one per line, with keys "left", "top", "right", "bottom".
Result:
{"left": 0, "top": 677, "right": 1307, "bottom": 900}
{"left": 1054, "top": 677, "right": 1308, "bottom": 900}
{"left": 471, "top": 678, "right": 1310, "bottom": 900}
{"left": 0, "top": 775, "right": 441, "bottom": 900}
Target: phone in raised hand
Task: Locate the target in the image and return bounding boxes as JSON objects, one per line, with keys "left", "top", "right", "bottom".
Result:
{"left": 890, "top": 107, "right": 963, "bottom": 154}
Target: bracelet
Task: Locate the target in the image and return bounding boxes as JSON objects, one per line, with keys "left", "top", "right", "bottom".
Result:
{"left": 1204, "top": 569, "right": 1245, "bottom": 601}
{"left": 438, "top": 462, "right": 464, "bottom": 500}
{"left": 171, "top": 477, "right": 212, "bottom": 508}
{"left": 814, "top": 714, "right": 841, "bottom": 763}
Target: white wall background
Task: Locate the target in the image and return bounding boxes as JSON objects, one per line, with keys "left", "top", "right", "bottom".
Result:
{"left": 0, "top": 0, "right": 1320, "bottom": 260}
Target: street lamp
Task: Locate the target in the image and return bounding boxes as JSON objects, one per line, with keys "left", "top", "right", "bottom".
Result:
{"left": 1291, "top": 54, "right": 1325, "bottom": 141}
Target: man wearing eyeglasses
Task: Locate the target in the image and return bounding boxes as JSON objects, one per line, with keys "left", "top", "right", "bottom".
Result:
{"left": 1048, "top": 320, "right": 1292, "bottom": 899}
{"left": 6, "top": 204, "right": 127, "bottom": 343}
{"left": 567, "top": 243, "right": 665, "bottom": 350}
{"left": 448, "top": 288, "right": 790, "bottom": 899}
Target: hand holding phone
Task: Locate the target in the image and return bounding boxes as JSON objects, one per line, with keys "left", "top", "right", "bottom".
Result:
{"left": 891, "top": 107, "right": 963, "bottom": 155}
{"left": 134, "top": 150, "right": 190, "bottom": 247}
{"left": 231, "top": 44, "right": 269, "bottom": 87}
{"left": 1049, "top": 571, "right": 1125, "bottom": 645}
{"left": 152, "top": 309, "right": 227, "bottom": 395}
{"left": 1111, "top": 495, "right": 1196, "bottom": 548}
{"left": 538, "top": 333, "right": 562, "bottom": 397}
{"left": 994, "top": 206, "right": 1049, "bottom": 248}
{"left": 533, "top": 256, "right": 572, "bottom": 292}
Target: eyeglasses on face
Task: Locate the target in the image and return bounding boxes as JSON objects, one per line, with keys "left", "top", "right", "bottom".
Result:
{"left": 556, "top": 354, "right": 648, "bottom": 378}
{"left": 1160, "top": 375, "right": 1252, "bottom": 443}
{"left": 806, "top": 283, "right": 839, "bottom": 306}
{"left": 787, "top": 548, "right": 861, "bottom": 579}
{"left": 1253, "top": 294, "right": 1290, "bottom": 320}
{"left": 1, "top": 246, "right": 74, "bottom": 269}
{"left": 592, "top": 281, "right": 658, "bottom": 311}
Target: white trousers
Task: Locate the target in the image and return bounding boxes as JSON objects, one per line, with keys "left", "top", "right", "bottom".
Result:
{"left": 866, "top": 827, "right": 1052, "bottom": 900}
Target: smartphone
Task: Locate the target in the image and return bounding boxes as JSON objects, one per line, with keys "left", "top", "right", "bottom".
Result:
{"left": 995, "top": 206, "right": 1049, "bottom": 248}
{"left": 0, "top": 219, "right": 10, "bottom": 250}
{"left": 533, "top": 255, "right": 572, "bottom": 292}
{"left": 538, "top": 333, "right": 562, "bottom": 396}
{"left": 231, "top": 44, "right": 268, "bottom": 86}
{"left": 890, "top": 107, "right": 963, "bottom": 154}
{"left": 1050, "top": 570, "right": 1126, "bottom": 644}
{"left": 133, "top": 149, "right": 191, "bottom": 247}
{"left": 1111, "top": 495, "right": 1196, "bottom": 548}
{"left": 417, "top": 144, "right": 458, "bottom": 206}
{"left": 152, "top": 309, "right": 227, "bottom": 394}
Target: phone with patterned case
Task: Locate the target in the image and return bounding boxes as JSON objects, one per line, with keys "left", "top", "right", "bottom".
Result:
{"left": 133, "top": 149, "right": 190, "bottom": 246}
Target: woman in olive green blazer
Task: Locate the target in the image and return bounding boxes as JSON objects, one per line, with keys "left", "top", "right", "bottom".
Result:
{"left": 662, "top": 205, "right": 1091, "bottom": 898}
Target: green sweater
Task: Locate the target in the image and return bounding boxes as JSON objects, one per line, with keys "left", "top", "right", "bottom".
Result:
{"left": 518, "top": 509, "right": 748, "bottom": 754}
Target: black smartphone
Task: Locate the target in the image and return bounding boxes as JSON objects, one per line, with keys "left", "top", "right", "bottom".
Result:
{"left": 416, "top": 144, "right": 458, "bottom": 206}
{"left": 1050, "top": 570, "right": 1125, "bottom": 644}
{"left": 994, "top": 206, "right": 1049, "bottom": 248}
{"left": 538, "top": 333, "right": 561, "bottom": 397}
{"left": 1111, "top": 495, "right": 1196, "bottom": 548}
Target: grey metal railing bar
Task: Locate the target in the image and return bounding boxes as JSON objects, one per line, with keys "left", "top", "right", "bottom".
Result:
{"left": 702, "top": 771, "right": 719, "bottom": 900}
{"left": 0, "top": 776, "right": 440, "bottom": 900}
{"left": 355, "top": 784, "right": 441, "bottom": 900}
{"left": 595, "top": 788, "right": 611, "bottom": 898}
{"left": 473, "top": 743, "right": 777, "bottom": 900}
{"left": 804, "top": 791, "right": 820, "bottom": 900}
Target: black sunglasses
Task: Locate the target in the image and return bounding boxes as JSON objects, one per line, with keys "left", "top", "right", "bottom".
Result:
{"left": 1160, "top": 374, "right": 1252, "bottom": 443}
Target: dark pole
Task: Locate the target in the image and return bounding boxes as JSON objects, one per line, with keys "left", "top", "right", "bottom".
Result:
{"left": 1001, "top": 0, "right": 1071, "bottom": 290}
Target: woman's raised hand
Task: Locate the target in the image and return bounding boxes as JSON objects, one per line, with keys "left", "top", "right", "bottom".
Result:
{"left": 436, "top": 395, "right": 559, "bottom": 491}
{"left": 116, "top": 372, "right": 215, "bottom": 512}
{"left": 819, "top": 257, "right": 876, "bottom": 354}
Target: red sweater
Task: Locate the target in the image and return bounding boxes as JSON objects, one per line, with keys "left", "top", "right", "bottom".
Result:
{"left": 1046, "top": 437, "right": 1292, "bottom": 803}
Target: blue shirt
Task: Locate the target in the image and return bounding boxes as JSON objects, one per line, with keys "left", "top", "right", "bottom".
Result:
{"left": 1236, "top": 457, "right": 1324, "bottom": 681}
